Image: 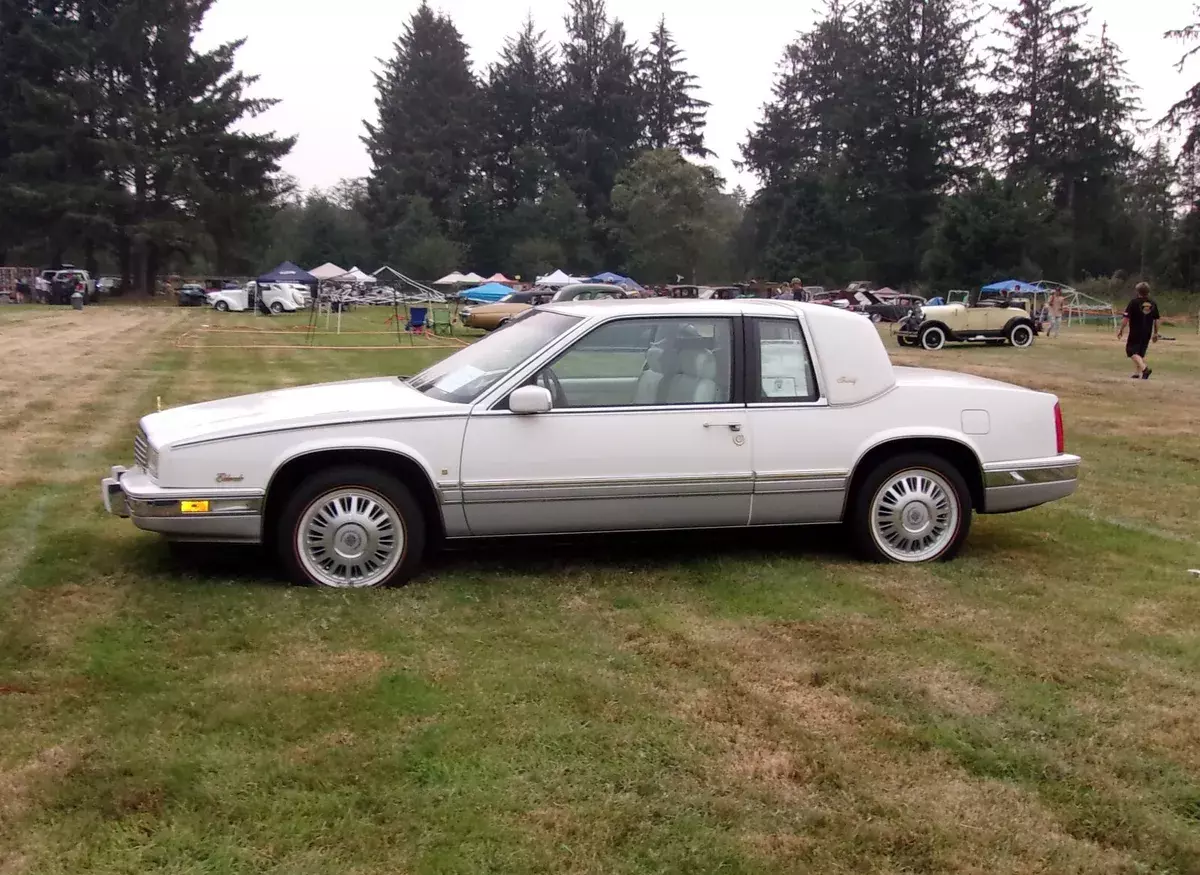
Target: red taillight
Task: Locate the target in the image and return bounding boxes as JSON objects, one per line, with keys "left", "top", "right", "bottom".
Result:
{"left": 1054, "top": 402, "right": 1065, "bottom": 454}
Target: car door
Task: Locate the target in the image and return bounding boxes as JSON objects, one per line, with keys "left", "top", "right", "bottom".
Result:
{"left": 458, "top": 315, "right": 753, "bottom": 535}
{"left": 745, "top": 316, "right": 849, "bottom": 526}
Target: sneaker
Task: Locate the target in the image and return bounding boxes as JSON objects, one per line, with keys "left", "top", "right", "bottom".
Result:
{"left": 1130, "top": 374, "right": 1141, "bottom": 379}
{"left": 1142, "top": 368, "right": 1153, "bottom": 380}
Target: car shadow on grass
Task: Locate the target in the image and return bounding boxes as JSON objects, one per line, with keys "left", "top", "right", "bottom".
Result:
{"left": 143, "top": 521, "right": 1030, "bottom": 590}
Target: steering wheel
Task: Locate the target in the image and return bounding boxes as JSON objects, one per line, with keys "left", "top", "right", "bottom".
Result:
{"left": 536, "top": 368, "right": 567, "bottom": 407}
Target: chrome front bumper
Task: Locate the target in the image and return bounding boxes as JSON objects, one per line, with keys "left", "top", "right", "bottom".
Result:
{"left": 101, "top": 466, "right": 264, "bottom": 543}
{"left": 982, "top": 455, "right": 1081, "bottom": 514}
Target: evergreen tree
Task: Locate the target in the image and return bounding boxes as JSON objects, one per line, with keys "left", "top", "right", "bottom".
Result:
{"left": 741, "top": 1, "right": 877, "bottom": 280}
{"left": 1129, "top": 140, "right": 1178, "bottom": 282}
{"left": 486, "top": 17, "right": 559, "bottom": 211}
{"left": 639, "top": 17, "right": 710, "bottom": 158}
{"left": 364, "top": 2, "right": 480, "bottom": 259}
{"left": 554, "top": 0, "right": 644, "bottom": 241}
{"left": 866, "top": 0, "right": 986, "bottom": 282}
{"left": 1164, "top": 5, "right": 1200, "bottom": 156}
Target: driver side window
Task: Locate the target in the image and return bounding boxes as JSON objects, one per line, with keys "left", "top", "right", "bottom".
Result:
{"left": 536, "top": 317, "right": 734, "bottom": 409}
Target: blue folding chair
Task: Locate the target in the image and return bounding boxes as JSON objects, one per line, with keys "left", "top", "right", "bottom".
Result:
{"left": 406, "top": 307, "right": 429, "bottom": 336}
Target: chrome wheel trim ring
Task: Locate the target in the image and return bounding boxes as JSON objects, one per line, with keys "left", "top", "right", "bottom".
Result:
{"left": 869, "top": 468, "right": 960, "bottom": 563}
{"left": 296, "top": 487, "right": 405, "bottom": 588}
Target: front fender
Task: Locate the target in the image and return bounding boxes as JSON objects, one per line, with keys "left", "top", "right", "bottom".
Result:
{"left": 267, "top": 436, "right": 441, "bottom": 490}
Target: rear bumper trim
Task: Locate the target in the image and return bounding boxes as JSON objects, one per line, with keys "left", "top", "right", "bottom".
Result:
{"left": 982, "top": 455, "right": 1081, "bottom": 514}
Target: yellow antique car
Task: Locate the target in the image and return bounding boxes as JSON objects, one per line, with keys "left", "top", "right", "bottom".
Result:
{"left": 897, "top": 290, "right": 1039, "bottom": 351}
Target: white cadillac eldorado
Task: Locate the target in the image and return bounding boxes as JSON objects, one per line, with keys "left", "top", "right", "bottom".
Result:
{"left": 101, "top": 299, "right": 1080, "bottom": 588}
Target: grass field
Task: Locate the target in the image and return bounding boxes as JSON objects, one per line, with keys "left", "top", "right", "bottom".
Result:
{"left": 2, "top": 303, "right": 1200, "bottom": 874}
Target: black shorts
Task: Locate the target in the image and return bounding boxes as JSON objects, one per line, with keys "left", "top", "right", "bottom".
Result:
{"left": 1126, "top": 338, "right": 1150, "bottom": 358}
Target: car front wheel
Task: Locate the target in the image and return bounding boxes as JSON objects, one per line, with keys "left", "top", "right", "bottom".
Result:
{"left": 919, "top": 325, "right": 947, "bottom": 351}
{"left": 214, "top": 300, "right": 229, "bottom": 312}
{"left": 852, "top": 453, "right": 971, "bottom": 564}
{"left": 277, "top": 466, "right": 426, "bottom": 589}
{"left": 1008, "top": 323, "right": 1034, "bottom": 348}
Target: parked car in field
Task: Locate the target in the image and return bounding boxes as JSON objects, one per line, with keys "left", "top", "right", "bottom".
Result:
{"left": 861, "top": 292, "right": 926, "bottom": 324}
{"left": 460, "top": 289, "right": 555, "bottom": 331}
{"left": 461, "top": 284, "right": 628, "bottom": 331}
{"left": 897, "top": 291, "right": 1039, "bottom": 350}
{"left": 38, "top": 267, "right": 97, "bottom": 303}
{"left": 101, "top": 299, "right": 1080, "bottom": 589}
{"left": 177, "top": 284, "right": 210, "bottom": 307}
{"left": 208, "top": 282, "right": 309, "bottom": 314}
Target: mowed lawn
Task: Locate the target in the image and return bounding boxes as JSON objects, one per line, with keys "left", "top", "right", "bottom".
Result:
{"left": 2, "top": 303, "right": 1200, "bottom": 874}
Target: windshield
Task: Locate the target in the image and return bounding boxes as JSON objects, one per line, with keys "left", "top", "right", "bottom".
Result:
{"left": 408, "top": 310, "right": 582, "bottom": 403}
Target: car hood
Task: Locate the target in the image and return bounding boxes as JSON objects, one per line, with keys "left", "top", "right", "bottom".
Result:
{"left": 142, "top": 377, "right": 460, "bottom": 447}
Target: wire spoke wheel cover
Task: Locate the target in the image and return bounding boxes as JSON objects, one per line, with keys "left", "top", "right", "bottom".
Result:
{"left": 869, "top": 468, "right": 960, "bottom": 563}
{"left": 296, "top": 487, "right": 405, "bottom": 588}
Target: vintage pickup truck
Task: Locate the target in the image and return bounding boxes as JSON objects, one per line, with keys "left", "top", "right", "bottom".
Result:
{"left": 101, "top": 299, "right": 1080, "bottom": 588}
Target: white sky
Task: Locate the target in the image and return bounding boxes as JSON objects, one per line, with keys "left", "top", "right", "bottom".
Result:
{"left": 198, "top": 0, "right": 1196, "bottom": 194}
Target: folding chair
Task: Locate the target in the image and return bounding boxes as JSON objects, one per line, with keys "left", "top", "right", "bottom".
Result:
{"left": 406, "top": 307, "right": 429, "bottom": 336}
{"left": 429, "top": 307, "right": 453, "bottom": 336}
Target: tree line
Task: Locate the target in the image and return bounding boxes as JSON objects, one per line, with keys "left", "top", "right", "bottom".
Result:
{"left": 6, "top": 0, "right": 1200, "bottom": 291}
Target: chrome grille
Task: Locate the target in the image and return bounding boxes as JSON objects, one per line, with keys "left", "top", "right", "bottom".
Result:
{"left": 134, "top": 430, "right": 149, "bottom": 470}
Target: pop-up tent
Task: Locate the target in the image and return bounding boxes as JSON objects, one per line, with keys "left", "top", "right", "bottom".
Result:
{"left": 461, "top": 272, "right": 485, "bottom": 285}
{"left": 982, "top": 280, "right": 1041, "bottom": 294}
{"left": 591, "top": 271, "right": 645, "bottom": 291}
{"left": 434, "top": 271, "right": 467, "bottom": 285}
{"left": 536, "top": 269, "right": 576, "bottom": 287}
{"left": 337, "top": 267, "right": 377, "bottom": 284}
{"left": 258, "top": 261, "right": 316, "bottom": 284}
{"left": 309, "top": 262, "right": 347, "bottom": 281}
{"left": 486, "top": 273, "right": 516, "bottom": 285}
{"left": 459, "top": 282, "right": 513, "bottom": 303}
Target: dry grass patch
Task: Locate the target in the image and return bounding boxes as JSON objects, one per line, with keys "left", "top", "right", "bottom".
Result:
{"left": 0, "top": 308, "right": 185, "bottom": 486}
{"left": 617, "top": 607, "right": 1140, "bottom": 873}
{"left": 19, "top": 582, "right": 128, "bottom": 652}
{"left": 211, "top": 642, "right": 388, "bottom": 695}
{"left": 0, "top": 744, "right": 80, "bottom": 827}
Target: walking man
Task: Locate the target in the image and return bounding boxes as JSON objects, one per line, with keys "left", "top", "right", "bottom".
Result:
{"left": 1046, "top": 288, "right": 1066, "bottom": 338}
{"left": 1117, "top": 282, "right": 1160, "bottom": 380}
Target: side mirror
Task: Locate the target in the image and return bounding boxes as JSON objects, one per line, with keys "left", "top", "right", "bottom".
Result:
{"left": 509, "top": 385, "right": 553, "bottom": 415}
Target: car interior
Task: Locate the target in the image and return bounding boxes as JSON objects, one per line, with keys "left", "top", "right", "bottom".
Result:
{"left": 536, "top": 319, "right": 734, "bottom": 408}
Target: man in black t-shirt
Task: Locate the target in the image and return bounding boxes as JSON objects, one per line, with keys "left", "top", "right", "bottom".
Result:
{"left": 1117, "top": 282, "right": 1160, "bottom": 380}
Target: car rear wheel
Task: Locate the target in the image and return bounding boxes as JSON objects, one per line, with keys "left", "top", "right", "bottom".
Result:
{"left": 919, "top": 325, "right": 947, "bottom": 351}
{"left": 277, "top": 466, "right": 426, "bottom": 589}
{"left": 270, "top": 301, "right": 285, "bottom": 315}
{"left": 1008, "top": 322, "right": 1034, "bottom": 349}
{"left": 871, "top": 312, "right": 883, "bottom": 324}
{"left": 852, "top": 453, "right": 971, "bottom": 564}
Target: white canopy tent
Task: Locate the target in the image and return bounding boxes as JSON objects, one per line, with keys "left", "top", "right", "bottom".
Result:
{"left": 536, "top": 269, "right": 576, "bottom": 287}
{"left": 338, "top": 266, "right": 377, "bottom": 284}
{"left": 461, "top": 272, "right": 486, "bottom": 285}
{"left": 309, "top": 262, "right": 347, "bottom": 281}
{"left": 433, "top": 271, "right": 467, "bottom": 286}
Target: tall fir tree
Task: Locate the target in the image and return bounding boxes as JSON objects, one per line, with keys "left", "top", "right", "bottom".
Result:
{"left": 639, "top": 17, "right": 710, "bottom": 158}
{"left": 554, "top": 0, "right": 644, "bottom": 261}
{"left": 364, "top": 2, "right": 479, "bottom": 263}
{"left": 866, "top": 0, "right": 986, "bottom": 283}
{"left": 1164, "top": 5, "right": 1200, "bottom": 156}
{"left": 485, "top": 17, "right": 560, "bottom": 211}
{"left": 741, "top": 0, "right": 878, "bottom": 281}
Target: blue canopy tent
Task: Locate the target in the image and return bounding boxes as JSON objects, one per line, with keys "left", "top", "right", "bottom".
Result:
{"left": 458, "top": 282, "right": 513, "bottom": 304}
{"left": 258, "top": 261, "right": 317, "bottom": 285}
{"left": 982, "top": 280, "right": 1041, "bottom": 295}
{"left": 590, "top": 271, "right": 645, "bottom": 291}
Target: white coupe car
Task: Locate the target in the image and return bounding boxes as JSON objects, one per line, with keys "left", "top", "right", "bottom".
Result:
{"left": 101, "top": 300, "right": 1080, "bottom": 589}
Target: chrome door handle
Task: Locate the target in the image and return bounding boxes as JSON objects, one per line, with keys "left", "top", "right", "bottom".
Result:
{"left": 704, "top": 422, "right": 742, "bottom": 432}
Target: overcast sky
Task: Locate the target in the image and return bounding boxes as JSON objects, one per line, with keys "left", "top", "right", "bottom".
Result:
{"left": 198, "top": 0, "right": 1195, "bottom": 195}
